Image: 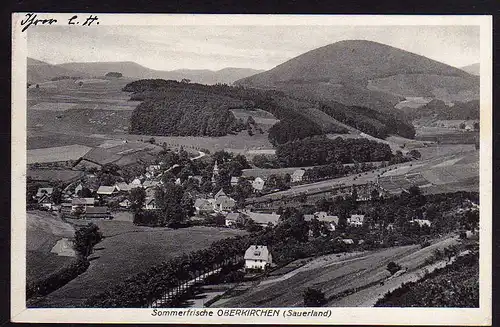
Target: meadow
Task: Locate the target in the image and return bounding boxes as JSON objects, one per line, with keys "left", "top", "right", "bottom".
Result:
{"left": 31, "top": 222, "right": 246, "bottom": 307}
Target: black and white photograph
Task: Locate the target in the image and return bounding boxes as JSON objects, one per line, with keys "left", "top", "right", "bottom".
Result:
{"left": 11, "top": 14, "right": 492, "bottom": 324}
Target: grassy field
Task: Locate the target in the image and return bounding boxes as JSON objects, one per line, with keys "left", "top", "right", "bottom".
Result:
{"left": 27, "top": 145, "right": 92, "bottom": 164}
{"left": 27, "top": 169, "right": 85, "bottom": 183}
{"left": 31, "top": 223, "right": 246, "bottom": 307}
{"left": 26, "top": 211, "right": 75, "bottom": 284}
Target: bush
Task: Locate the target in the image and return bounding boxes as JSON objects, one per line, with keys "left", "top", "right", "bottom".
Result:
{"left": 26, "top": 258, "right": 90, "bottom": 299}
{"left": 303, "top": 287, "right": 327, "bottom": 307}
{"left": 387, "top": 261, "right": 402, "bottom": 275}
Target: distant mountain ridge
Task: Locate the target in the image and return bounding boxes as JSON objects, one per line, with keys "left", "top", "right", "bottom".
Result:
{"left": 27, "top": 58, "right": 88, "bottom": 83}
{"left": 235, "top": 40, "right": 479, "bottom": 114}
{"left": 54, "top": 61, "right": 264, "bottom": 85}
{"left": 460, "top": 63, "right": 480, "bottom": 76}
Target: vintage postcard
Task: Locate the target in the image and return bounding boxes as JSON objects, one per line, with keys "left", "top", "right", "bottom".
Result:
{"left": 11, "top": 14, "right": 492, "bottom": 324}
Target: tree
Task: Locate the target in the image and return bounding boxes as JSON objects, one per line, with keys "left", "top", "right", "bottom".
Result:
{"left": 232, "top": 178, "right": 253, "bottom": 203}
{"left": 386, "top": 261, "right": 402, "bottom": 275}
{"left": 105, "top": 72, "right": 123, "bottom": 78}
{"left": 128, "top": 187, "right": 146, "bottom": 213}
{"left": 303, "top": 287, "right": 327, "bottom": 307}
{"left": 459, "top": 122, "right": 466, "bottom": 129}
{"left": 51, "top": 187, "right": 63, "bottom": 205}
{"left": 155, "top": 182, "right": 188, "bottom": 227}
{"left": 73, "top": 223, "right": 103, "bottom": 258}
{"left": 408, "top": 149, "right": 421, "bottom": 160}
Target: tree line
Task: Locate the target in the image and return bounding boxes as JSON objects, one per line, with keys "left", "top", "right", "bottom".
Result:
{"left": 275, "top": 136, "right": 394, "bottom": 167}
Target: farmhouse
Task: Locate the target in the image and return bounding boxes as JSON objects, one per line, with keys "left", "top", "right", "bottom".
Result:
{"left": 37, "top": 193, "right": 53, "bottom": 210}
{"left": 347, "top": 214, "right": 364, "bottom": 227}
{"left": 83, "top": 206, "right": 112, "bottom": 219}
{"left": 225, "top": 212, "right": 242, "bottom": 227}
{"left": 242, "top": 210, "right": 280, "bottom": 227}
{"left": 115, "top": 182, "right": 131, "bottom": 192}
{"left": 194, "top": 198, "right": 214, "bottom": 214}
{"left": 119, "top": 199, "right": 131, "bottom": 208}
{"left": 214, "top": 195, "right": 236, "bottom": 212}
{"left": 244, "top": 245, "right": 272, "bottom": 271}
{"left": 97, "top": 185, "right": 117, "bottom": 196}
{"left": 71, "top": 197, "right": 95, "bottom": 211}
{"left": 144, "top": 197, "right": 158, "bottom": 210}
{"left": 314, "top": 211, "right": 339, "bottom": 231}
{"left": 142, "top": 180, "right": 159, "bottom": 189}
{"left": 341, "top": 238, "right": 355, "bottom": 245}
{"left": 252, "top": 177, "right": 265, "bottom": 191}
{"left": 131, "top": 178, "right": 142, "bottom": 187}
{"left": 230, "top": 176, "right": 240, "bottom": 186}
{"left": 291, "top": 169, "right": 306, "bottom": 182}
{"left": 214, "top": 188, "right": 227, "bottom": 201}
{"left": 36, "top": 187, "right": 54, "bottom": 199}
{"left": 410, "top": 219, "right": 432, "bottom": 227}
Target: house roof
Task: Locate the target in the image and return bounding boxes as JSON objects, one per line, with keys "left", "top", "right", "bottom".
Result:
{"left": 142, "top": 180, "right": 159, "bottom": 188}
{"left": 36, "top": 187, "right": 54, "bottom": 197}
{"left": 115, "top": 182, "right": 131, "bottom": 191}
{"left": 216, "top": 196, "right": 236, "bottom": 206}
{"left": 226, "top": 212, "right": 240, "bottom": 220}
{"left": 244, "top": 211, "right": 280, "bottom": 226}
{"left": 72, "top": 197, "right": 95, "bottom": 205}
{"left": 292, "top": 169, "right": 305, "bottom": 177}
{"left": 244, "top": 245, "right": 271, "bottom": 261}
{"left": 215, "top": 188, "right": 226, "bottom": 199}
{"left": 349, "top": 214, "right": 364, "bottom": 223}
{"left": 97, "top": 186, "right": 116, "bottom": 195}
{"left": 85, "top": 206, "right": 109, "bottom": 214}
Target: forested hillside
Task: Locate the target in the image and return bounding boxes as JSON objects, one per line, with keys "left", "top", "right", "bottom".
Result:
{"left": 276, "top": 136, "right": 394, "bottom": 167}
{"left": 124, "top": 79, "right": 415, "bottom": 142}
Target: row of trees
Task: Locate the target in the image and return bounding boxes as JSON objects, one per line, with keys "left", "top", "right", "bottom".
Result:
{"left": 85, "top": 236, "right": 251, "bottom": 307}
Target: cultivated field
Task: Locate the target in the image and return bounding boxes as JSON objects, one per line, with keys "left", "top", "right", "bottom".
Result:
{"left": 27, "top": 145, "right": 92, "bottom": 164}
{"left": 214, "top": 235, "right": 459, "bottom": 307}
{"left": 31, "top": 223, "right": 246, "bottom": 307}
{"left": 27, "top": 169, "right": 85, "bottom": 183}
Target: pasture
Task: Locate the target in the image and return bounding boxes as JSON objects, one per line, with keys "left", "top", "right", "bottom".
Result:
{"left": 31, "top": 223, "right": 246, "bottom": 307}
{"left": 26, "top": 211, "right": 75, "bottom": 284}
{"left": 27, "top": 145, "right": 92, "bottom": 164}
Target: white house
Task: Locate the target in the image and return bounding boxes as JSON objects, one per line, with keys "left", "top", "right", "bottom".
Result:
{"left": 291, "top": 169, "right": 306, "bottom": 183}
{"left": 347, "top": 214, "right": 364, "bottom": 227}
{"left": 214, "top": 195, "right": 236, "bottom": 212}
{"left": 241, "top": 210, "right": 281, "bottom": 227}
{"left": 314, "top": 211, "right": 339, "bottom": 231}
{"left": 410, "top": 219, "right": 432, "bottom": 227}
{"left": 115, "top": 182, "right": 131, "bottom": 192}
{"left": 252, "top": 177, "right": 265, "bottom": 191}
{"left": 119, "top": 199, "right": 131, "bottom": 208}
{"left": 131, "top": 178, "right": 142, "bottom": 187}
{"left": 71, "top": 197, "right": 95, "bottom": 212}
{"left": 97, "top": 185, "right": 117, "bottom": 196}
{"left": 144, "top": 197, "right": 158, "bottom": 210}
{"left": 244, "top": 245, "right": 272, "bottom": 270}
{"left": 35, "top": 187, "right": 54, "bottom": 199}
{"left": 230, "top": 176, "right": 240, "bottom": 186}
{"left": 194, "top": 198, "right": 214, "bottom": 214}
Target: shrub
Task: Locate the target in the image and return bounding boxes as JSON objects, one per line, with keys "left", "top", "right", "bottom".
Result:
{"left": 26, "top": 258, "right": 90, "bottom": 299}
{"left": 387, "top": 261, "right": 402, "bottom": 275}
{"left": 303, "top": 287, "right": 327, "bottom": 307}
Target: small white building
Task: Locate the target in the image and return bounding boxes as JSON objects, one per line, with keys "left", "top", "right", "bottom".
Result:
{"left": 244, "top": 245, "right": 272, "bottom": 270}
{"left": 225, "top": 212, "right": 241, "bottom": 227}
{"left": 230, "top": 176, "right": 240, "bottom": 186}
{"left": 410, "top": 219, "right": 432, "bottom": 227}
{"left": 291, "top": 169, "right": 306, "bottom": 183}
{"left": 252, "top": 177, "right": 265, "bottom": 191}
{"left": 97, "top": 185, "right": 117, "bottom": 196}
{"left": 347, "top": 214, "right": 365, "bottom": 227}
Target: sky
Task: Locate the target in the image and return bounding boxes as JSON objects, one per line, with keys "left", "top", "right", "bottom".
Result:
{"left": 28, "top": 25, "right": 480, "bottom": 71}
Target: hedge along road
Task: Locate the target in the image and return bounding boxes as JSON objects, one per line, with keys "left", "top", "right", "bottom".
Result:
{"left": 217, "top": 235, "right": 458, "bottom": 308}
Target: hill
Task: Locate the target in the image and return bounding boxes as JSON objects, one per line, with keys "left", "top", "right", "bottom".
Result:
{"left": 27, "top": 58, "right": 87, "bottom": 83}
{"left": 460, "top": 63, "right": 480, "bottom": 76}
{"left": 56, "top": 61, "right": 263, "bottom": 85}
{"left": 124, "top": 79, "right": 415, "bottom": 144}
{"left": 235, "top": 40, "right": 479, "bottom": 113}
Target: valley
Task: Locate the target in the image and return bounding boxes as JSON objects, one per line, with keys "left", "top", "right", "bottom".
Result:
{"left": 24, "top": 36, "right": 482, "bottom": 311}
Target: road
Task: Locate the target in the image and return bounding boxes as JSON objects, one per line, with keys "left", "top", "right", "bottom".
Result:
{"left": 215, "top": 235, "right": 458, "bottom": 308}
{"left": 190, "top": 151, "right": 206, "bottom": 161}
